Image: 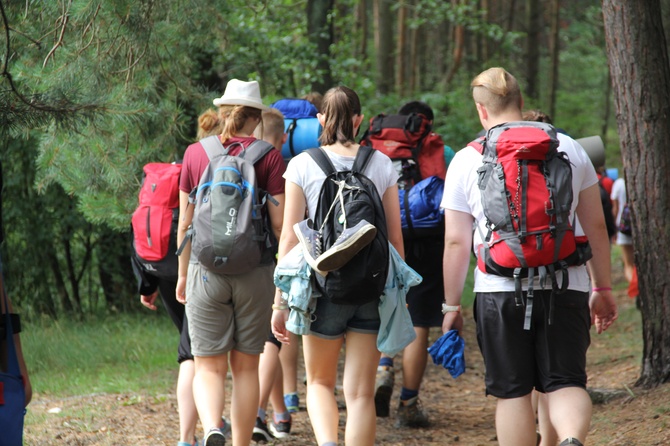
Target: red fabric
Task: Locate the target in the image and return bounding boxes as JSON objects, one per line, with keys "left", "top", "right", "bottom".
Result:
{"left": 598, "top": 173, "right": 614, "bottom": 196}
{"left": 180, "top": 136, "right": 286, "bottom": 196}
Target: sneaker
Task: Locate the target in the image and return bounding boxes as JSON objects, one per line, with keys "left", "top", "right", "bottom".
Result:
{"left": 374, "top": 366, "right": 394, "bottom": 417}
{"left": 315, "top": 219, "right": 377, "bottom": 272}
{"left": 559, "top": 438, "right": 584, "bottom": 446}
{"left": 220, "top": 416, "right": 231, "bottom": 438}
{"left": 203, "top": 428, "right": 226, "bottom": 446}
{"left": 268, "top": 416, "right": 291, "bottom": 439}
{"left": 395, "top": 396, "right": 430, "bottom": 428}
{"left": 284, "top": 392, "right": 299, "bottom": 413}
{"left": 293, "top": 219, "right": 326, "bottom": 275}
{"left": 251, "top": 417, "right": 273, "bottom": 443}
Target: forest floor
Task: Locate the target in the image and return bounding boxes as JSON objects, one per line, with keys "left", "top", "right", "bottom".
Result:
{"left": 24, "top": 268, "right": 670, "bottom": 446}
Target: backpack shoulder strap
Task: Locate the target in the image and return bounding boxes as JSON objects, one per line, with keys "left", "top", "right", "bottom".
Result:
{"left": 307, "top": 147, "right": 337, "bottom": 176}
{"left": 467, "top": 135, "right": 486, "bottom": 154}
{"left": 200, "top": 135, "right": 227, "bottom": 160}
{"left": 241, "top": 140, "right": 275, "bottom": 165}
{"left": 352, "top": 145, "right": 375, "bottom": 174}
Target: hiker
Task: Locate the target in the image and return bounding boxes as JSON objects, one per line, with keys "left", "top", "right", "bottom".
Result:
{"left": 440, "top": 67, "right": 617, "bottom": 446}
{"left": 176, "top": 79, "right": 286, "bottom": 446}
{"left": 610, "top": 177, "right": 636, "bottom": 296}
{"left": 131, "top": 108, "right": 231, "bottom": 446}
{"left": 373, "top": 100, "right": 448, "bottom": 427}
{"left": 271, "top": 85, "right": 404, "bottom": 446}
{"left": 250, "top": 108, "right": 294, "bottom": 442}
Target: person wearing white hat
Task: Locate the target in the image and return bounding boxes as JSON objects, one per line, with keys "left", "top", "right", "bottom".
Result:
{"left": 176, "top": 79, "right": 286, "bottom": 446}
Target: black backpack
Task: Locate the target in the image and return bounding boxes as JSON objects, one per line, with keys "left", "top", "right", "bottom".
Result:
{"left": 307, "top": 146, "right": 389, "bottom": 305}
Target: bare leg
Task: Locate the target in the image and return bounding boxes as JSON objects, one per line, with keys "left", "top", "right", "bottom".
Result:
{"left": 401, "top": 327, "right": 429, "bottom": 391}
{"left": 547, "top": 387, "right": 592, "bottom": 444}
{"left": 177, "top": 359, "right": 198, "bottom": 443}
{"left": 279, "top": 332, "right": 300, "bottom": 394}
{"left": 229, "top": 350, "right": 261, "bottom": 446}
{"left": 620, "top": 244, "right": 635, "bottom": 283}
{"left": 258, "top": 342, "right": 280, "bottom": 412}
{"left": 495, "top": 393, "right": 537, "bottom": 446}
{"left": 342, "top": 331, "right": 380, "bottom": 446}
{"left": 537, "top": 392, "right": 558, "bottom": 446}
{"left": 193, "top": 354, "right": 229, "bottom": 434}
{"left": 303, "top": 334, "right": 343, "bottom": 445}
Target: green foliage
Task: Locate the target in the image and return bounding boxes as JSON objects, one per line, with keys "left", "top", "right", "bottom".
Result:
{"left": 23, "top": 312, "right": 177, "bottom": 396}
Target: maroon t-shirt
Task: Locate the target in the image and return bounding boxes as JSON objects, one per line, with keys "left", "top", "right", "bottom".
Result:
{"left": 180, "top": 136, "right": 286, "bottom": 196}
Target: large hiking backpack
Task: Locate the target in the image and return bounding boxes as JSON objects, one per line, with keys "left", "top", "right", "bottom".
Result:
{"left": 307, "top": 146, "right": 389, "bottom": 305}
{"left": 359, "top": 113, "right": 447, "bottom": 238}
{"left": 271, "top": 98, "right": 322, "bottom": 160}
{"left": 359, "top": 112, "right": 447, "bottom": 188}
{"left": 186, "top": 135, "right": 276, "bottom": 274}
{"left": 469, "top": 121, "right": 592, "bottom": 328}
{"left": 131, "top": 162, "right": 182, "bottom": 279}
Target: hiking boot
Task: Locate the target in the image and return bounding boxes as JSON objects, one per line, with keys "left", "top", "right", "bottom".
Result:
{"left": 293, "top": 219, "right": 326, "bottom": 275}
{"left": 268, "top": 415, "right": 291, "bottom": 439}
{"left": 284, "top": 392, "right": 299, "bottom": 413}
{"left": 251, "top": 417, "right": 273, "bottom": 443}
{"left": 374, "top": 366, "right": 394, "bottom": 417}
{"left": 203, "top": 428, "right": 226, "bottom": 446}
{"left": 559, "top": 438, "right": 584, "bottom": 446}
{"left": 315, "top": 219, "right": 377, "bottom": 271}
{"left": 395, "top": 396, "right": 430, "bottom": 428}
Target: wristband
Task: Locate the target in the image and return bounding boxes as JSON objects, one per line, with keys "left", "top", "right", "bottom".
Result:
{"left": 592, "top": 287, "right": 612, "bottom": 292}
{"left": 441, "top": 303, "right": 461, "bottom": 314}
{"left": 272, "top": 304, "right": 289, "bottom": 311}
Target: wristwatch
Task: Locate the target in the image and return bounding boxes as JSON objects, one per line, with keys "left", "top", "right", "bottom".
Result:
{"left": 441, "top": 303, "right": 461, "bottom": 314}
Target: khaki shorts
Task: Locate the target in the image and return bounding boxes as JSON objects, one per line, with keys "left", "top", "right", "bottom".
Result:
{"left": 185, "top": 262, "right": 274, "bottom": 356}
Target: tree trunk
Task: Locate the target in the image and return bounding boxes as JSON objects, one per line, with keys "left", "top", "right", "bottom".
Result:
{"left": 396, "top": 1, "right": 407, "bottom": 94}
{"left": 355, "top": 0, "right": 368, "bottom": 65}
{"left": 602, "top": 0, "right": 670, "bottom": 388}
{"left": 373, "top": 0, "right": 394, "bottom": 94}
{"left": 547, "top": 0, "right": 560, "bottom": 118}
{"left": 307, "top": 0, "right": 335, "bottom": 94}
{"left": 525, "top": 0, "right": 541, "bottom": 101}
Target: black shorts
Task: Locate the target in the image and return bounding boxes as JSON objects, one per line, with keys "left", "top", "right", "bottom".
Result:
{"left": 157, "top": 278, "right": 194, "bottom": 363}
{"left": 405, "top": 238, "right": 444, "bottom": 327}
{"left": 473, "top": 290, "right": 591, "bottom": 398}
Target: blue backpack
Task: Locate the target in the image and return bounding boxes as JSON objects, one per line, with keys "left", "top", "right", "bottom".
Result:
{"left": 399, "top": 175, "right": 445, "bottom": 238}
{"left": 271, "top": 98, "right": 322, "bottom": 159}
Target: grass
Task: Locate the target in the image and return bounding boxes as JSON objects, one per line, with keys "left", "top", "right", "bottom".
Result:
{"left": 22, "top": 312, "right": 179, "bottom": 398}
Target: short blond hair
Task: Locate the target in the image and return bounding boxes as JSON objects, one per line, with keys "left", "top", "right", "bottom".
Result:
{"left": 471, "top": 67, "right": 522, "bottom": 115}
{"left": 254, "top": 108, "right": 285, "bottom": 149}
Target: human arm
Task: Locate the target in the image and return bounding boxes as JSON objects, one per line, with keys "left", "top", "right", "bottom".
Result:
{"left": 576, "top": 183, "right": 618, "bottom": 334}
{"left": 441, "top": 209, "right": 475, "bottom": 335}
{"left": 140, "top": 290, "right": 159, "bottom": 311}
{"left": 382, "top": 183, "right": 404, "bottom": 259}
{"left": 0, "top": 281, "right": 32, "bottom": 406}
{"left": 267, "top": 193, "right": 285, "bottom": 242}
{"left": 271, "top": 181, "right": 306, "bottom": 344}
{"left": 175, "top": 190, "right": 194, "bottom": 304}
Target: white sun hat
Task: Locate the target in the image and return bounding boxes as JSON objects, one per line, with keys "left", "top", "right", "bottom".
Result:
{"left": 213, "top": 79, "right": 269, "bottom": 111}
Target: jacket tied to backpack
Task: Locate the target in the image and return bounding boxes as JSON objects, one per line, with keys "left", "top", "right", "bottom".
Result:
{"left": 469, "top": 121, "right": 592, "bottom": 329}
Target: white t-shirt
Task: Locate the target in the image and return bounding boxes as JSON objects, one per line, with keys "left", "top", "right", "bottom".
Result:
{"left": 284, "top": 147, "right": 399, "bottom": 222}
{"left": 440, "top": 132, "right": 597, "bottom": 293}
{"left": 610, "top": 177, "right": 627, "bottom": 225}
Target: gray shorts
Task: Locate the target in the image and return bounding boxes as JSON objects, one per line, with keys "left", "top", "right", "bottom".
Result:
{"left": 185, "top": 262, "right": 274, "bottom": 356}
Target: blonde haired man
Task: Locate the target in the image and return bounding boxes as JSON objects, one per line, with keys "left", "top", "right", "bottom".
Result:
{"left": 440, "top": 67, "right": 618, "bottom": 446}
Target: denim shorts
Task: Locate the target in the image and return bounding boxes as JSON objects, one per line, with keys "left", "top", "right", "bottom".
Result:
{"left": 308, "top": 292, "right": 381, "bottom": 339}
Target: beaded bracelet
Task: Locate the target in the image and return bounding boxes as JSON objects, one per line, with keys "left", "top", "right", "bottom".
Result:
{"left": 592, "top": 287, "right": 612, "bottom": 292}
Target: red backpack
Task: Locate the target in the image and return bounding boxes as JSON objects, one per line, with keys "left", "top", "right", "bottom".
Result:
{"left": 469, "top": 122, "right": 592, "bottom": 329}
{"left": 131, "top": 162, "right": 182, "bottom": 279}
{"left": 359, "top": 113, "right": 447, "bottom": 188}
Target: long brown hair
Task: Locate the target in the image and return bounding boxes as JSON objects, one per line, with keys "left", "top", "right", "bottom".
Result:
{"left": 318, "top": 86, "right": 362, "bottom": 146}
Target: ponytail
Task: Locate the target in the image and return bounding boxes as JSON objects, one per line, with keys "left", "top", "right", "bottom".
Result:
{"left": 318, "top": 86, "right": 362, "bottom": 146}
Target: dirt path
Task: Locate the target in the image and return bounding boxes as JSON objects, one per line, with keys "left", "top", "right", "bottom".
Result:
{"left": 24, "top": 289, "right": 670, "bottom": 445}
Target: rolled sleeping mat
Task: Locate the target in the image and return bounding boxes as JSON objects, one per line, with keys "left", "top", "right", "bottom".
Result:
{"left": 282, "top": 117, "right": 322, "bottom": 160}
{"left": 576, "top": 135, "right": 605, "bottom": 169}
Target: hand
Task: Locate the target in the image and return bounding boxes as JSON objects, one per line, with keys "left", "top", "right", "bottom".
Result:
{"left": 140, "top": 290, "right": 159, "bottom": 310}
{"left": 441, "top": 311, "right": 463, "bottom": 335}
{"left": 590, "top": 290, "right": 618, "bottom": 334}
{"left": 176, "top": 276, "right": 187, "bottom": 305}
{"left": 271, "top": 308, "right": 291, "bottom": 344}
